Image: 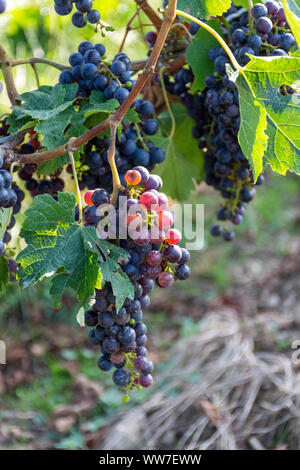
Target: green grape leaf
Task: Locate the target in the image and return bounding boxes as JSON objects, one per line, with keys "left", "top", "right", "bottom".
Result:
{"left": 228, "top": 56, "right": 300, "bottom": 180}
{"left": 0, "top": 256, "right": 9, "bottom": 293}
{"left": 82, "top": 91, "right": 119, "bottom": 119}
{"left": 20, "top": 192, "right": 76, "bottom": 232}
{"left": 16, "top": 193, "right": 100, "bottom": 305}
{"left": 123, "top": 108, "right": 141, "bottom": 124}
{"left": 151, "top": 104, "right": 204, "bottom": 200}
{"left": 177, "top": 0, "right": 231, "bottom": 18}
{"left": 101, "top": 257, "right": 134, "bottom": 313}
{"left": 6, "top": 111, "right": 37, "bottom": 135}
{"left": 14, "top": 84, "right": 78, "bottom": 121}
{"left": 282, "top": 0, "right": 300, "bottom": 48}
{"left": 97, "top": 240, "right": 131, "bottom": 263}
{"left": 186, "top": 20, "right": 222, "bottom": 92}
{"left": 17, "top": 193, "right": 133, "bottom": 308}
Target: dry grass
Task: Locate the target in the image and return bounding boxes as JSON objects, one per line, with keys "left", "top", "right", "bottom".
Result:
{"left": 102, "top": 310, "right": 300, "bottom": 450}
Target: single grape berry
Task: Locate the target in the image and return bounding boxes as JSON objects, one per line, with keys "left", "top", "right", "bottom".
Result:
{"left": 84, "top": 190, "right": 94, "bottom": 206}
{"left": 175, "top": 264, "right": 190, "bottom": 280}
{"left": 139, "top": 374, "right": 153, "bottom": 388}
{"left": 125, "top": 170, "right": 142, "bottom": 186}
{"left": 140, "top": 191, "right": 158, "bottom": 211}
{"left": 91, "top": 188, "right": 110, "bottom": 206}
{"left": 165, "top": 228, "right": 181, "bottom": 245}
{"left": 98, "top": 355, "right": 113, "bottom": 372}
{"left": 87, "top": 9, "right": 100, "bottom": 23}
{"left": 113, "top": 369, "right": 131, "bottom": 387}
{"left": 146, "top": 250, "right": 162, "bottom": 266}
{"left": 251, "top": 3, "right": 268, "bottom": 19}
{"left": 158, "top": 271, "right": 174, "bottom": 288}
{"left": 255, "top": 17, "right": 273, "bottom": 34}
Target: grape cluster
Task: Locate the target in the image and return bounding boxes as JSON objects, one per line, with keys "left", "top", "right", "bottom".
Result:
{"left": 78, "top": 109, "right": 165, "bottom": 194}
{"left": 0, "top": 0, "right": 6, "bottom": 14}
{"left": 53, "top": 0, "right": 101, "bottom": 28}
{"left": 59, "top": 41, "right": 135, "bottom": 100}
{"left": 14, "top": 138, "right": 65, "bottom": 199}
{"left": 0, "top": 119, "right": 25, "bottom": 262}
{"left": 159, "top": 1, "right": 295, "bottom": 241}
{"left": 0, "top": 159, "right": 18, "bottom": 210}
{"left": 228, "top": 2, "right": 296, "bottom": 64}
{"left": 82, "top": 166, "right": 190, "bottom": 396}
{"left": 59, "top": 41, "right": 165, "bottom": 193}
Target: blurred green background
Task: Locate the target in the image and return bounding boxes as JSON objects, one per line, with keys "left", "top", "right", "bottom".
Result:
{"left": 0, "top": 0, "right": 300, "bottom": 450}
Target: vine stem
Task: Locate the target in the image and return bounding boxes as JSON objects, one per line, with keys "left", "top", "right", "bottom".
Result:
{"left": 11, "top": 57, "right": 71, "bottom": 71}
{"left": 175, "top": 10, "right": 242, "bottom": 71}
{"left": 0, "top": 45, "right": 19, "bottom": 105}
{"left": 31, "top": 63, "right": 40, "bottom": 88}
{"left": 107, "top": 123, "right": 121, "bottom": 206}
{"left": 6, "top": 0, "right": 177, "bottom": 166}
{"left": 248, "top": 0, "right": 254, "bottom": 29}
{"left": 68, "top": 144, "right": 83, "bottom": 222}
{"left": 137, "top": 0, "right": 162, "bottom": 30}
{"left": 159, "top": 67, "right": 176, "bottom": 139}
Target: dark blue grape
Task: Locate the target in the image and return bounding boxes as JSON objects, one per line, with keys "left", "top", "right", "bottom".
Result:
{"left": 251, "top": 3, "right": 268, "bottom": 19}
{"left": 75, "top": 0, "right": 92, "bottom": 13}
{"left": 87, "top": 9, "right": 100, "bottom": 23}
{"left": 72, "top": 11, "right": 86, "bottom": 28}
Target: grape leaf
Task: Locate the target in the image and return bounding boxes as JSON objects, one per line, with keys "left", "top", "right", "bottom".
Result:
{"left": 6, "top": 111, "right": 37, "bottom": 135}
{"left": 36, "top": 108, "right": 87, "bottom": 175}
{"left": 282, "top": 0, "right": 300, "bottom": 48}
{"left": 101, "top": 257, "right": 134, "bottom": 313}
{"left": 20, "top": 192, "right": 76, "bottom": 232}
{"left": 17, "top": 193, "right": 101, "bottom": 305}
{"left": 17, "top": 193, "right": 133, "bottom": 308}
{"left": 186, "top": 20, "right": 222, "bottom": 92}
{"left": 0, "top": 256, "right": 9, "bottom": 293}
{"left": 13, "top": 84, "right": 78, "bottom": 121}
{"left": 82, "top": 91, "right": 119, "bottom": 119}
{"left": 228, "top": 56, "right": 300, "bottom": 180}
{"left": 177, "top": 0, "right": 231, "bottom": 18}
{"left": 123, "top": 108, "right": 141, "bottom": 124}
{"left": 151, "top": 104, "right": 204, "bottom": 200}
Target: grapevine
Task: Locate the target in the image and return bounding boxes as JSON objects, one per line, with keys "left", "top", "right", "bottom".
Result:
{"left": 0, "top": 0, "right": 299, "bottom": 400}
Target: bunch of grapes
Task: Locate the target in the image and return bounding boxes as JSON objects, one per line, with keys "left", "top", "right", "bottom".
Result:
{"left": 82, "top": 166, "right": 190, "bottom": 396}
{"left": 78, "top": 110, "right": 165, "bottom": 194}
{"left": 229, "top": 2, "right": 295, "bottom": 63}
{"left": 53, "top": 0, "right": 101, "bottom": 28}
{"left": 58, "top": 41, "right": 165, "bottom": 192}
{"left": 158, "top": 1, "right": 295, "bottom": 241}
{"left": 0, "top": 119, "right": 25, "bottom": 271}
{"left": 59, "top": 41, "right": 135, "bottom": 100}
{"left": 0, "top": 0, "right": 6, "bottom": 15}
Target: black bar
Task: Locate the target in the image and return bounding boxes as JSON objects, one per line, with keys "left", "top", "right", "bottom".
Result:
{"left": 0, "top": 449, "right": 298, "bottom": 466}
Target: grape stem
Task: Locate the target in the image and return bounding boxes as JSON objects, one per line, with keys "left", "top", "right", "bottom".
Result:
{"left": 31, "top": 63, "right": 40, "bottom": 88}
{"left": 107, "top": 123, "right": 122, "bottom": 206}
{"left": 11, "top": 57, "right": 72, "bottom": 71}
{"left": 3, "top": 0, "right": 177, "bottom": 166}
{"left": 68, "top": 142, "right": 83, "bottom": 222}
{"left": 159, "top": 67, "right": 176, "bottom": 139}
{"left": 175, "top": 10, "right": 242, "bottom": 72}
{"left": 0, "top": 45, "right": 19, "bottom": 106}
{"left": 136, "top": 0, "right": 163, "bottom": 30}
